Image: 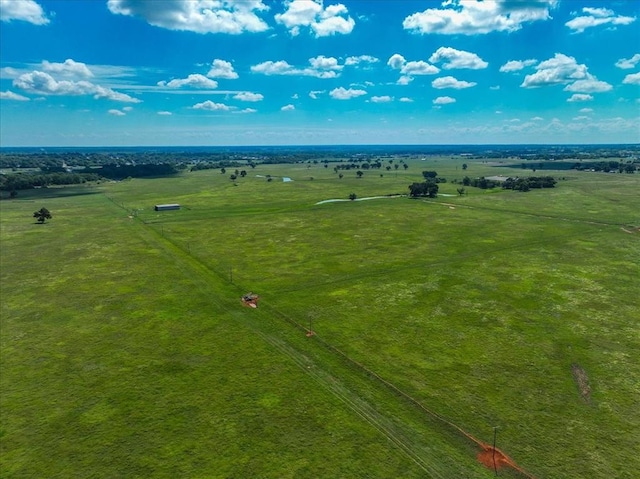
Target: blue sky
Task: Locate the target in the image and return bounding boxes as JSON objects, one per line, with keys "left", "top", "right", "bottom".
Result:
{"left": 1, "top": 0, "right": 639, "bottom": 146}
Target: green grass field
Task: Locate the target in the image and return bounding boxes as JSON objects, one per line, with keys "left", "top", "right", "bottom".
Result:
{"left": 1, "top": 158, "right": 638, "bottom": 478}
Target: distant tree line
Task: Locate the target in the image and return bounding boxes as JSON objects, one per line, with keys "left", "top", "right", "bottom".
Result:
{"left": 86, "top": 163, "right": 180, "bottom": 180}
{"left": 456, "top": 175, "right": 557, "bottom": 191}
{"left": 572, "top": 160, "right": 637, "bottom": 173}
{"left": 503, "top": 176, "right": 557, "bottom": 191}
{"left": 190, "top": 161, "right": 255, "bottom": 171}
{"left": 0, "top": 172, "right": 101, "bottom": 191}
{"left": 460, "top": 176, "right": 502, "bottom": 189}
{"left": 1, "top": 163, "right": 180, "bottom": 191}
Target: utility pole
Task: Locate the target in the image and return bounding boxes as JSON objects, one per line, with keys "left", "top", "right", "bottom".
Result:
{"left": 493, "top": 426, "right": 498, "bottom": 476}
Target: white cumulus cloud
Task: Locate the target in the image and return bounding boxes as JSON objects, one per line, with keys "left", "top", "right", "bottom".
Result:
{"left": 521, "top": 53, "right": 589, "bottom": 88}
{"left": 251, "top": 56, "right": 342, "bottom": 79}
{"left": 564, "top": 77, "right": 612, "bottom": 93}
{"left": 399, "top": 97, "right": 413, "bottom": 103}
{"left": 309, "top": 90, "right": 324, "bottom": 99}
{"left": 233, "top": 92, "right": 263, "bottom": 102}
{"left": 387, "top": 54, "right": 406, "bottom": 70}
{"left": 499, "top": 59, "right": 537, "bottom": 73}
{"left": 159, "top": 74, "right": 218, "bottom": 89}
{"left": 13, "top": 70, "right": 141, "bottom": 102}
{"left": 566, "top": 7, "right": 635, "bottom": 34}
{"left": 387, "top": 53, "right": 439, "bottom": 84}
{"left": 207, "top": 59, "right": 238, "bottom": 79}
{"left": 281, "top": 104, "right": 295, "bottom": 111}
{"left": 615, "top": 54, "right": 640, "bottom": 70}
{"left": 192, "top": 100, "right": 233, "bottom": 111}
{"left": 402, "top": 61, "right": 440, "bottom": 76}
{"left": 403, "top": 0, "right": 557, "bottom": 35}
{"left": 432, "top": 76, "right": 477, "bottom": 89}
{"left": 567, "top": 93, "right": 593, "bottom": 102}
{"left": 108, "top": 109, "right": 126, "bottom": 116}
{"left": 371, "top": 95, "right": 392, "bottom": 103}
{"left": 107, "top": 0, "right": 269, "bottom": 34}
{"left": 275, "top": 0, "right": 355, "bottom": 37}
{"left": 345, "top": 55, "right": 379, "bottom": 66}
{"left": 0, "top": 90, "right": 30, "bottom": 101}
{"left": 0, "top": 0, "right": 49, "bottom": 25}
{"left": 42, "top": 59, "right": 94, "bottom": 78}
{"left": 623, "top": 72, "right": 640, "bottom": 85}
{"left": 329, "top": 87, "right": 367, "bottom": 100}
{"left": 157, "top": 111, "right": 173, "bottom": 115}
{"left": 433, "top": 96, "right": 456, "bottom": 105}
{"left": 429, "top": 47, "right": 488, "bottom": 70}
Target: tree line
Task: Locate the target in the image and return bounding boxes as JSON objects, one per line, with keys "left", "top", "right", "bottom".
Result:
{"left": 1, "top": 163, "right": 180, "bottom": 191}
{"left": 0, "top": 171, "right": 102, "bottom": 191}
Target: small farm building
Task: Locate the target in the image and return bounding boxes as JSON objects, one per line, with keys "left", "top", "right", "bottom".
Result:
{"left": 154, "top": 204, "right": 180, "bottom": 211}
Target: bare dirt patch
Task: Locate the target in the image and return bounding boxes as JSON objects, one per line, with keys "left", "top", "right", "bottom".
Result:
{"left": 571, "top": 363, "right": 591, "bottom": 402}
{"left": 477, "top": 445, "right": 514, "bottom": 471}
{"left": 471, "top": 439, "right": 535, "bottom": 477}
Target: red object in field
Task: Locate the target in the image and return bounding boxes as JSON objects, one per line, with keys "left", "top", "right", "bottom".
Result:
{"left": 241, "top": 293, "right": 259, "bottom": 308}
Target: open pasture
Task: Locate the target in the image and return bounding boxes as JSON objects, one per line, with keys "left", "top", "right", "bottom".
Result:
{"left": 2, "top": 157, "right": 639, "bottom": 478}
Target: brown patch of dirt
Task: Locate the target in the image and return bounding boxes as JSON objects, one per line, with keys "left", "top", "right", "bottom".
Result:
{"left": 571, "top": 363, "right": 591, "bottom": 402}
{"left": 475, "top": 442, "right": 533, "bottom": 477}
{"left": 477, "top": 446, "right": 511, "bottom": 470}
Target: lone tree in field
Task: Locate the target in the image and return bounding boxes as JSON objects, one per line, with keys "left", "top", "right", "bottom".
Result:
{"left": 33, "top": 207, "right": 52, "bottom": 223}
{"left": 349, "top": 193, "right": 357, "bottom": 200}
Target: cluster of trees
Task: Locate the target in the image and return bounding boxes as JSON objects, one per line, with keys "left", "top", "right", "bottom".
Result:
{"left": 461, "top": 176, "right": 501, "bottom": 189}
{"left": 333, "top": 159, "right": 408, "bottom": 171}
{"left": 91, "top": 163, "right": 180, "bottom": 180}
{"left": 502, "top": 176, "right": 557, "bottom": 191}
{"left": 572, "top": 161, "right": 637, "bottom": 173}
{"left": 191, "top": 160, "right": 256, "bottom": 171}
{"left": 422, "top": 170, "right": 447, "bottom": 183}
{"left": 408, "top": 171, "right": 444, "bottom": 198}
{"left": 0, "top": 171, "right": 101, "bottom": 191}
{"left": 0, "top": 163, "right": 180, "bottom": 191}
{"left": 456, "top": 175, "right": 557, "bottom": 191}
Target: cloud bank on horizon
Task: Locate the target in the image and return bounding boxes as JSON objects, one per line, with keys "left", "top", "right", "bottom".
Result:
{"left": 0, "top": 0, "right": 638, "bottom": 146}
